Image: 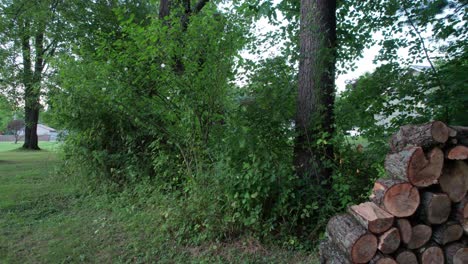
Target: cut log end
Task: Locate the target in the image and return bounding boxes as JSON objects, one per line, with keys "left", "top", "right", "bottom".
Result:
{"left": 420, "top": 246, "right": 444, "bottom": 264}
{"left": 378, "top": 227, "right": 400, "bottom": 254}
{"left": 447, "top": 145, "right": 468, "bottom": 160}
{"left": 411, "top": 147, "right": 444, "bottom": 187}
{"left": 382, "top": 182, "right": 420, "bottom": 217}
{"left": 431, "top": 120, "right": 449, "bottom": 143}
{"left": 395, "top": 249, "right": 418, "bottom": 264}
{"left": 396, "top": 219, "right": 412, "bottom": 244}
{"left": 420, "top": 192, "right": 452, "bottom": 225}
{"left": 440, "top": 161, "right": 467, "bottom": 203}
{"left": 407, "top": 224, "right": 432, "bottom": 249}
{"left": 348, "top": 202, "right": 394, "bottom": 234}
{"left": 454, "top": 248, "right": 468, "bottom": 264}
{"left": 352, "top": 233, "right": 378, "bottom": 263}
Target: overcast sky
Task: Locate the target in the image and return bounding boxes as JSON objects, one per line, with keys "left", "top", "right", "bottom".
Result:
{"left": 238, "top": 3, "right": 433, "bottom": 93}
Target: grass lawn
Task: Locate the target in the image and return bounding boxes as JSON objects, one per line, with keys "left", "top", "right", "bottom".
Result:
{"left": 0, "top": 143, "right": 317, "bottom": 263}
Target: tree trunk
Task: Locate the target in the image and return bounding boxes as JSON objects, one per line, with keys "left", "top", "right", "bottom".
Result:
{"left": 294, "top": 0, "right": 336, "bottom": 184}
{"left": 20, "top": 19, "right": 40, "bottom": 150}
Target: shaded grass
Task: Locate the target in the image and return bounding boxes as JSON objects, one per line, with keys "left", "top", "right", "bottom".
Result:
{"left": 0, "top": 147, "right": 318, "bottom": 263}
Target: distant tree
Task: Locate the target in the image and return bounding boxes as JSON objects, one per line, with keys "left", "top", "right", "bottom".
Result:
{"left": 0, "top": 0, "right": 68, "bottom": 150}
{"left": 7, "top": 119, "right": 25, "bottom": 144}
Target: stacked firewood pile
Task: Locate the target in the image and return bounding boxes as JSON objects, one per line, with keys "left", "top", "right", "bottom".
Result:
{"left": 320, "top": 121, "right": 468, "bottom": 264}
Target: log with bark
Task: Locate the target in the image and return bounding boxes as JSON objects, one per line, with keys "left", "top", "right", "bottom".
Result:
{"left": 432, "top": 221, "right": 464, "bottom": 245}
{"left": 348, "top": 202, "right": 394, "bottom": 234}
{"left": 385, "top": 146, "right": 443, "bottom": 187}
{"left": 419, "top": 191, "right": 451, "bottom": 225}
{"left": 390, "top": 121, "right": 449, "bottom": 152}
{"left": 319, "top": 238, "right": 351, "bottom": 264}
{"left": 406, "top": 224, "right": 432, "bottom": 249}
{"left": 394, "top": 249, "right": 418, "bottom": 264}
{"left": 326, "top": 214, "right": 378, "bottom": 263}
{"left": 371, "top": 179, "right": 420, "bottom": 217}
{"left": 440, "top": 161, "right": 468, "bottom": 202}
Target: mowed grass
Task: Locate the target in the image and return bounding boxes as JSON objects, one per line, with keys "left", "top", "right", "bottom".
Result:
{"left": 0, "top": 142, "right": 133, "bottom": 263}
{"left": 0, "top": 142, "right": 317, "bottom": 263}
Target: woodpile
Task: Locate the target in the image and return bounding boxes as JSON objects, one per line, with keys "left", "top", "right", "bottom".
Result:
{"left": 320, "top": 121, "right": 468, "bottom": 263}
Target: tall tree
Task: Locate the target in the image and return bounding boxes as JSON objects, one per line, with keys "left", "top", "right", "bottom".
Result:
{"left": 294, "top": 0, "right": 336, "bottom": 183}
{"left": 0, "top": 0, "right": 64, "bottom": 149}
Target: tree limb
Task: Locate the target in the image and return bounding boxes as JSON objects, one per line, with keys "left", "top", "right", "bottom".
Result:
{"left": 193, "top": 0, "right": 209, "bottom": 14}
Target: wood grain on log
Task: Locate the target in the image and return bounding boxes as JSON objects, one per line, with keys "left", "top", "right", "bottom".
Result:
{"left": 395, "top": 218, "right": 412, "bottom": 244}
{"left": 419, "top": 191, "right": 451, "bottom": 224}
{"left": 433, "top": 221, "right": 463, "bottom": 245}
{"left": 406, "top": 224, "right": 432, "bottom": 249}
{"left": 440, "top": 161, "right": 468, "bottom": 202}
{"left": 418, "top": 243, "right": 444, "bottom": 264}
{"left": 395, "top": 249, "right": 418, "bottom": 264}
{"left": 377, "top": 227, "right": 400, "bottom": 254}
{"left": 371, "top": 179, "right": 420, "bottom": 217}
{"left": 447, "top": 145, "right": 468, "bottom": 160}
{"left": 390, "top": 121, "right": 449, "bottom": 152}
{"left": 319, "top": 238, "right": 351, "bottom": 264}
{"left": 385, "top": 147, "right": 443, "bottom": 187}
{"left": 348, "top": 202, "right": 394, "bottom": 234}
{"left": 326, "top": 214, "right": 377, "bottom": 263}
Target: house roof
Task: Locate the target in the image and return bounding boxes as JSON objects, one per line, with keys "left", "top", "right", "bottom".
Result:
{"left": 37, "top": 124, "right": 56, "bottom": 132}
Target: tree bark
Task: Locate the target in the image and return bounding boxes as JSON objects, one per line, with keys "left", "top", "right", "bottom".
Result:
{"left": 348, "top": 202, "right": 394, "bottom": 234}
{"left": 326, "top": 214, "right": 377, "bottom": 263}
{"left": 294, "top": 0, "right": 336, "bottom": 184}
{"left": 390, "top": 121, "right": 449, "bottom": 152}
{"left": 20, "top": 18, "right": 41, "bottom": 150}
{"left": 319, "top": 238, "right": 351, "bottom": 264}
